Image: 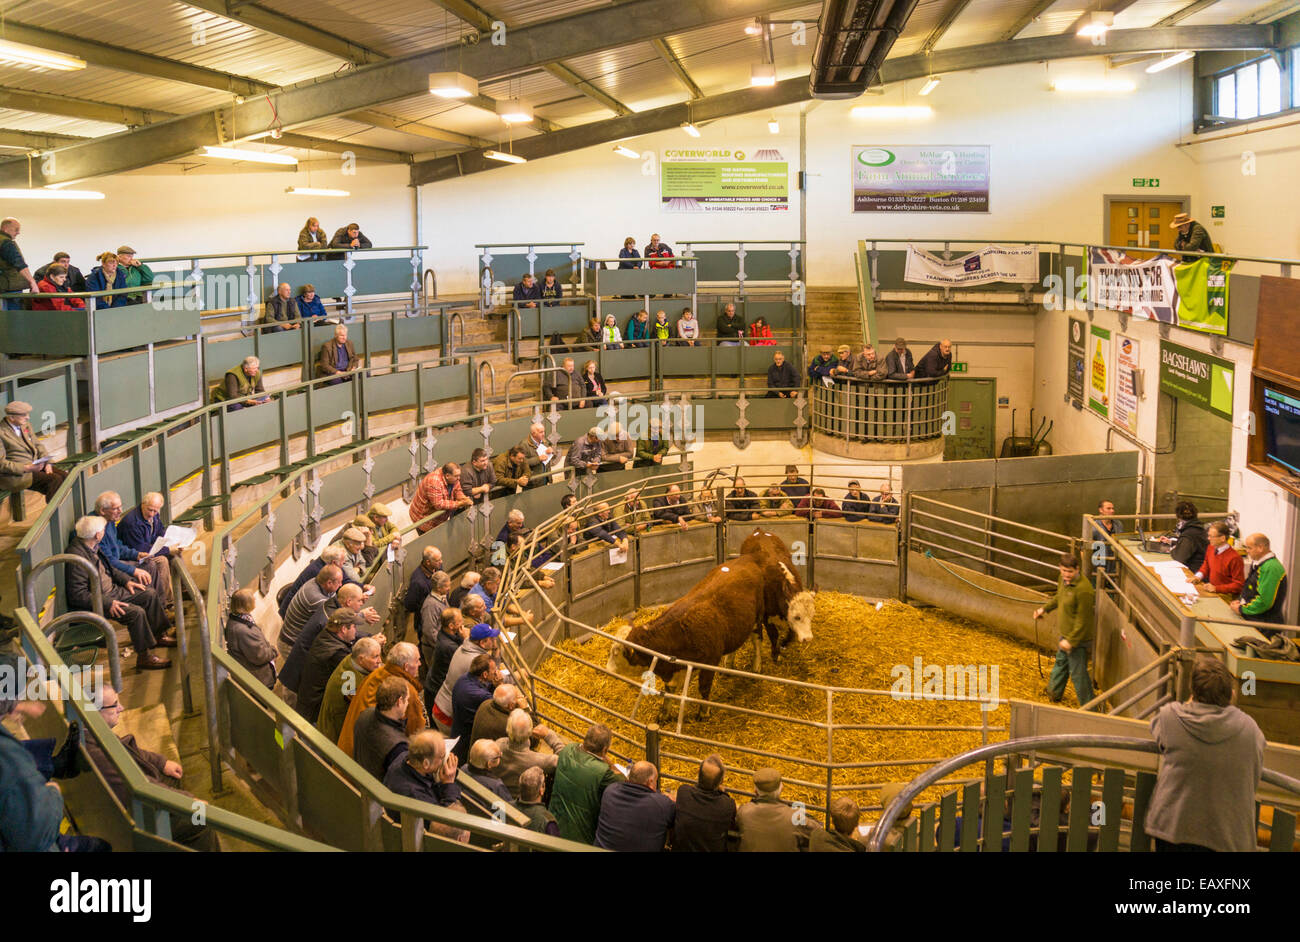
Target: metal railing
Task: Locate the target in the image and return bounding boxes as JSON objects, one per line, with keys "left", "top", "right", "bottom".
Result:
{"left": 811, "top": 376, "right": 948, "bottom": 445}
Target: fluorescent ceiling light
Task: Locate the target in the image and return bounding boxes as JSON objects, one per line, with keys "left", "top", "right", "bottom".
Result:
{"left": 745, "top": 21, "right": 763, "bottom": 35}
{"left": 681, "top": 122, "right": 701, "bottom": 137}
{"left": 1050, "top": 77, "right": 1137, "bottom": 93}
{"left": 751, "top": 63, "right": 777, "bottom": 87}
{"left": 767, "top": 117, "right": 779, "bottom": 134}
{"left": 1146, "top": 51, "right": 1194, "bottom": 74}
{"left": 919, "top": 77, "right": 941, "bottom": 96}
{"left": 483, "top": 149, "right": 526, "bottom": 164}
{"left": 429, "top": 72, "right": 478, "bottom": 99}
{"left": 202, "top": 145, "right": 297, "bottom": 165}
{"left": 849, "top": 105, "right": 933, "bottom": 119}
{"left": 1077, "top": 10, "right": 1114, "bottom": 38}
{"left": 613, "top": 145, "right": 640, "bottom": 159}
{"left": 0, "top": 187, "right": 103, "bottom": 200}
{"left": 286, "top": 186, "right": 350, "bottom": 197}
{"left": 0, "top": 38, "right": 86, "bottom": 71}
{"left": 496, "top": 98, "right": 533, "bottom": 124}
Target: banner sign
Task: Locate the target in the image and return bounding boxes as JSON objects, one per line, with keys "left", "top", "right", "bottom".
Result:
{"left": 661, "top": 146, "right": 789, "bottom": 212}
{"left": 903, "top": 243, "right": 1039, "bottom": 286}
{"left": 1114, "top": 335, "right": 1140, "bottom": 436}
{"left": 1089, "top": 324, "right": 1111, "bottom": 419}
{"left": 1068, "top": 317, "right": 1087, "bottom": 405}
{"left": 1159, "top": 340, "right": 1235, "bottom": 421}
{"left": 851, "top": 145, "right": 990, "bottom": 212}
{"left": 1086, "top": 248, "right": 1230, "bottom": 335}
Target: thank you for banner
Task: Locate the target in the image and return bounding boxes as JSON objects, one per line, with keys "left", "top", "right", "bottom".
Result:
{"left": 904, "top": 244, "right": 1040, "bottom": 286}
{"left": 1086, "top": 248, "right": 1229, "bottom": 335}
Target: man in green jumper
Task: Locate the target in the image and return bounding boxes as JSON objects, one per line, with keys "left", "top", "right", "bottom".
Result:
{"left": 1230, "top": 533, "right": 1289, "bottom": 630}
{"left": 1034, "top": 553, "right": 1095, "bottom": 706}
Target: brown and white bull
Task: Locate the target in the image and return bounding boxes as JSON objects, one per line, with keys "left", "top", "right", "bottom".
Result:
{"left": 739, "top": 529, "right": 816, "bottom": 662}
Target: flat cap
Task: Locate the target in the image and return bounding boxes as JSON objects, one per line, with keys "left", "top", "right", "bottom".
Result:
{"left": 753, "top": 766, "right": 782, "bottom": 790}
{"left": 368, "top": 502, "right": 392, "bottom": 518}
{"left": 4, "top": 400, "right": 31, "bottom": 416}
{"left": 342, "top": 527, "right": 367, "bottom": 542}
{"left": 115, "top": 245, "right": 136, "bottom": 256}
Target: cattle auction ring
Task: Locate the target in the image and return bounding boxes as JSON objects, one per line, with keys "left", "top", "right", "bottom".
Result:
{"left": 494, "top": 465, "right": 1062, "bottom": 817}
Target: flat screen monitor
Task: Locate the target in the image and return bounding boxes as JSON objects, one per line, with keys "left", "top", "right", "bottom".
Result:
{"left": 1263, "top": 383, "right": 1300, "bottom": 477}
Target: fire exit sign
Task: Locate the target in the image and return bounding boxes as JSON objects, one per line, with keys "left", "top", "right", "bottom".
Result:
{"left": 1132, "top": 178, "right": 1160, "bottom": 187}
{"left": 1211, "top": 205, "right": 1225, "bottom": 218}
{"left": 951, "top": 362, "right": 968, "bottom": 373}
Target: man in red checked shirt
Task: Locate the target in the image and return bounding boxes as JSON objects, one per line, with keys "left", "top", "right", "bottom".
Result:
{"left": 644, "top": 233, "right": 675, "bottom": 269}
{"left": 410, "top": 462, "right": 473, "bottom": 533}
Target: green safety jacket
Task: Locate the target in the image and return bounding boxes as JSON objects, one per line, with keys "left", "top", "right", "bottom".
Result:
{"left": 1241, "top": 556, "right": 1287, "bottom": 622}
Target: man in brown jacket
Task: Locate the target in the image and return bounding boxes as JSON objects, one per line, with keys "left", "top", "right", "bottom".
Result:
{"left": 736, "top": 767, "right": 803, "bottom": 852}
{"left": 317, "top": 323, "right": 360, "bottom": 383}
{"left": 0, "top": 400, "right": 66, "bottom": 503}
{"left": 337, "top": 642, "right": 425, "bottom": 756}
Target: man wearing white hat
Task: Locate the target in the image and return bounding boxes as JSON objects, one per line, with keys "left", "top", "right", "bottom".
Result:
{"left": 1171, "top": 212, "right": 1213, "bottom": 260}
{"left": 0, "top": 401, "right": 66, "bottom": 505}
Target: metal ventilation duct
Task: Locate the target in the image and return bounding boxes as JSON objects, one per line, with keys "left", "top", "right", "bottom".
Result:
{"left": 810, "top": 0, "right": 921, "bottom": 99}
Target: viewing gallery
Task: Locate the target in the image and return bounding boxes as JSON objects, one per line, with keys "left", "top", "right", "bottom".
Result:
{"left": 5, "top": 0, "right": 1300, "bottom": 873}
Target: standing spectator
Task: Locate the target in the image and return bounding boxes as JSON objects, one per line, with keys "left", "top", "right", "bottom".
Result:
{"left": 672, "top": 754, "right": 736, "bottom": 853}
{"left": 1169, "top": 501, "right": 1209, "bottom": 573}
{"left": 884, "top": 338, "right": 915, "bottom": 380}
{"left": 450, "top": 655, "right": 497, "bottom": 764}
{"left": 263, "top": 282, "right": 301, "bottom": 332}
{"left": 449, "top": 574, "right": 481, "bottom": 611}
{"left": 517, "top": 423, "right": 557, "bottom": 484}
{"left": 32, "top": 264, "right": 85, "bottom": 310}
{"left": 915, "top": 339, "right": 953, "bottom": 379}
{"left": 551, "top": 723, "right": 624, "bottom": 844}
{"left": 809, "top": 797, "right": 865, "bottom": 852}
{"left": 596, "top": 760, "right": 675, "bottom": 852}
{"left": 223, "top": 588, "right": 277, "bottom": 689}
{"left": 795, "top": 487, "right": 842, "bottom": 520}
{"left": 337, "top": 642, "right": 425, "bottom": 757}
{"left": 35, "top": 251, "right": 87, "bottom": 292}
{"left": 842, "top": 481, "right": 872, "bottom": 522}
{"left": 280, "top": 545, "right": 355, "bottom": 620}
{"left": 846, "top": 343, "right": 884, "bottom": 380}
{"left": 625, "top": 309, "right": 651, "bottom": 347}
{"left": 779, "top": 465, "right": 810, "bottom": 501}
{"left": 422, "top": 605, "right": 464, "bottom": 716}
{"left": 403, "top": 545, "right": 444, "bottom": 621}
{"left": 352, "top": 675, "right": 412, "bottom": 779}
{"left": 539, "top": 268, "right": 562, "bottom": 306}
{"left": 114, "top": 246, "right": 153, "bottom": 304}
{"left": 1091, "top": 498, "right": 1125, "bottom": 574}
{"left": 460, "top": 448, "right": 497, "bottom": 505}
{"left": 634, "top": 418, "right": 670, "bottom": 467}
{"left": 868, "top": 483, "right": 900, "bottom": 523}
{"left": 211, "top": 355, "right": 270, "bottom": 409}
{"left": 652, "top": 483, "right": 693, "bottom": 528}
{"left": 542, "top": 357, "right": 586, "bottom": 408}
{"left": 317, "top": 636, "right": 382, "bottom": 743}
{"left": 0, "top": 400, "right": 67, "bottom": 505}
{"left": 652, "top": 309, "right": 672, "bottom": 341}
{"left": 329, "top": 222, "right": 373, "bottom": 251}
{"left": 692, "top": 484, "right": 723, "bottom": 524}
{"left": 830, "top": 344, "right": 854, "bottom": 380}
{"left": 725, "top": 478, "right": 758, "bottom": 522}
{"left": 297, "top": 217, "right": 329, "bottom": 260}
{"left": 1191, "top": 522, "right": 1246, "bottom": 597}
{"left": 516, "top": 766, "right": 559, "bottom": 835}
{"left": 493, "top": 445, "right": 534, "bottom": 493}
{"left": 433, "top": 622, "right": 500, "bottom": 733}
{"left": 296, "top": 606, "right": 364, "bottom": 722}
{"left": 747, "top": 316, "right": 774, "bottom": 345}
{"left": 600, "top": 313, "right": 623, "bottom": 348}
{"left": 600, "top": 422, "right": 635, "bottom": 470}
{"left": 736, "top": 767, "right": 801, "bottom": 852}
{"left": 364, "top": 503, "right": 399, "bottom": 550}
{"left": 587, "top": 358, "right": 611, "bottom": 405}
{"left": 317, "top": 324, "right": 361, "bottom": 383}
{"left": 85, "top": 252, "right": 128, "bottom": 306}
{"left": 1230, "top": 533, "right": 1289, "bottom": 627}
{"left": 621, "top": 485, "right": 653, "bottom": 534}
{"left": 279, "top": 565, "right": 343, "bottom": 662}
{"left": 296, "top": 284, "right": 328, "bottom": 321}
{"left": 767, "top": 350, "right": 799, "bottom": 397}
{"left": 676, "top": 307, "right": 699, "bottom": 346}
{"left": 760, "top": 484, "right": 793, "bottom": 517}
{"left": 644, "top": 233, "right": 674, "bottom": 268}
{"left": 807, "top": 346, "right": 839, "bottom": 382}
{"left": 1033, "top": 553, "right": 1096, "bottom": 706}
{"left": 1144, "top": 656, "right": 1264, "bottom": 852}
{"left": 1171, "top": 212, "right": 1214, "bottom": 260}
{"left": 418, "top": 571, "right": 453, "bottom": 673}
{"left": 65, "top": 515, "right": 172, "bottom": 671}
{"left": 513, "top": 272, "right": 541, "bottom": 308}
{"left": 383, "top": 729, "right": 462, "bottom": 813}
{"left": 567, "top": 427, "right": 605, "bottom": 473}
{"left": 0, "top": 217, "right": 38, "bottom": 307}
{"left": 716, "top": 303, "right": 745, "bottom": 346}
{"left": 495, "top": 708, "right": 564, "bottom": 799}
{"left": 617, "top": 236, "right": 641, "bottom": 268}
{"left": 584, "top": 501, "right": 629, "bottom": 550}
{"left": 409, "top": 462, "right": 472, "bottom": 532}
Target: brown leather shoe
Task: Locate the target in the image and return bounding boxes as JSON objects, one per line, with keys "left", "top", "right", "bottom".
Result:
{"left": 154, "top": 636, "right": 178, "bottom": 648}
{"left": 138, "top": 653, "right": 171, "bottom": 671}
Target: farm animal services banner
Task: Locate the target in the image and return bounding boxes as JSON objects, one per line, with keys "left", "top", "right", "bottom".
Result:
{"left": 1087, "top": 249, "right": 1229, "bottom": 336}
{"left": 1114, "top": 335, "right": 1140, "bottom": 436}
{"left": 851, "top": 145, "right": 990, "bottom": 212}
{"left": 903, "top": 243, "right": 1039, "bottom": 286}
{"left": 660, "top": 147, "right": 789, "bottom": 212}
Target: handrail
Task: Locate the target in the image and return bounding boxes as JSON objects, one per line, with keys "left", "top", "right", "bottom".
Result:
{"left": 476, "top": 359, "right": 497, "bottom": 414}
{"left": 0, "top": 278, "right": 198, "bottom": 301}
{"left": 171, "top": 555, "right": 221, "bottom": 795}
{"left": 142, "top": 245, "right": 429, "bottom": 264}
{"left": 22, "top": 553, "right": 103, "bottom": 628}
{"left": 41, "top": 611, "right": 121, "bottom": 693}
{"left": 0, "top": 356, "right": 83, "bottom": 383}
{"left": 503, "top": 359, "right": 558, "bottom": 415}
{"left": 447, "top": 311, "right": 466, "bottom": 358}
{"left": 474, "top": 241, "right": 585, "bottom": 249}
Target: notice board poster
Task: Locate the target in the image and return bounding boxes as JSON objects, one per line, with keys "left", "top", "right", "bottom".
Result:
{"left": 851, "top": 145, "right": 990, "bottom": 212}
{"left": 1114, "top": 335, "right": 1140, "bottom": 436}
{"left": 1067, "top": 317, "right": 1087, "bottom": 405}
{"left": 661, "top": 146, "right": 789, "bottom": 212}
{"left": 1089, "top": 324, "right": 1112, "bottom": 419}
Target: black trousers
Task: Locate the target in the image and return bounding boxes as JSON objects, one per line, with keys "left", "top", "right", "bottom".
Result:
{"left": 107, "top": 585, "right": 169, "bottom": 653}
{"left": 28, "top": 467, "right": 67, "bottom": 499}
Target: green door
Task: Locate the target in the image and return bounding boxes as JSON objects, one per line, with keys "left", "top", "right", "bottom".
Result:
{"left": 944, "top": 377, "right": 996, "bottom": 460}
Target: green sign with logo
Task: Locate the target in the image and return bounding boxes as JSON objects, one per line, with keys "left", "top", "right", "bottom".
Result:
{"left": 1211, "top": 205, "right": 1225, "bottom": 218}
{"left": 951, "top": 361, "right": 967, "bottom": 373}
{"left": 1132, "top": 178, "right": 1160, "bottom": 187}
{"left": 1158, "top": 340, "right": 1234, "bottom": 420}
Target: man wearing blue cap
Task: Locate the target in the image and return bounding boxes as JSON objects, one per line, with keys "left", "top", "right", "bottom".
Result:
{"left": 432, "top": 622, "right": 501, "bottom": 734}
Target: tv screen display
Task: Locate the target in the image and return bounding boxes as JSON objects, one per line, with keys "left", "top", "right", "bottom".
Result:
{"left": 1263, "top": 385, "right": 1300, "bottom": 476}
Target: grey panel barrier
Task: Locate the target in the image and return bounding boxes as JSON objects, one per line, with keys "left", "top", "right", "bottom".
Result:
{"left": 596, "top": 267, "right": 696, "bottom": 297}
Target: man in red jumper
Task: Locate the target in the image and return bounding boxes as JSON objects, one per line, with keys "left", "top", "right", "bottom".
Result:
{"left": 410, "top": 462, "right": 472, "bottom": 533}
{"left": 1190, "top": 521, "right": 1245, "bottom": 597}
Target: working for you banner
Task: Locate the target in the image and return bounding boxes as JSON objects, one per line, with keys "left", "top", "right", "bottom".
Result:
{"left": 1086, "top": 249, "right": 1229, "bottom": 335}
{"left": 904, "top": 243, "right": 1039, "bottom": 286}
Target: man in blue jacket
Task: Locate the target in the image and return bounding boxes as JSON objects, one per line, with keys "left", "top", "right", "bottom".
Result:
{"left": 808, "top": 346, "right": 839, "bottom": 382}
{"left": 513, "top": 273, "right": 541, "bottom": 308}
{"left": 94, "top": 490, "right": 171, "bottom": 606}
